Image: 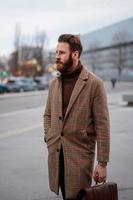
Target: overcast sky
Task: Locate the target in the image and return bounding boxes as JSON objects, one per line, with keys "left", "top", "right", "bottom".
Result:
{"left": 0, "top": 0, "right": 133, "bottom": 56}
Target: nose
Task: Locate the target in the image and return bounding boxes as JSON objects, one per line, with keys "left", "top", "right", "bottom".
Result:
{"left": 56, "top": 52, "right": 60, "bottom": 59}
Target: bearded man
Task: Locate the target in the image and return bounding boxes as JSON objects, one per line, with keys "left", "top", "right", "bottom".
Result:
{"left": 44, "top": 34, "right": 110, "bottom": 200}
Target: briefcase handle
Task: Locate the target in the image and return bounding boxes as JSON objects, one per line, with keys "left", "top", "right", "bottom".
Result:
{"left": 95, "top": 174, "right": 106, "bottom": 185}
{"left": 95, "top": 180, "right": 106, "bottom": 185}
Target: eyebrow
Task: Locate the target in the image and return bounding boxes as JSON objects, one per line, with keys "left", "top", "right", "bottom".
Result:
{"left": 56, "top": 50, "right": 66, "bottom": 54}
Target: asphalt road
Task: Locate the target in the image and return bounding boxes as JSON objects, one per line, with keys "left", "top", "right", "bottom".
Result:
{"left": 0, "top": 81, "right": 133, "bottom": 200}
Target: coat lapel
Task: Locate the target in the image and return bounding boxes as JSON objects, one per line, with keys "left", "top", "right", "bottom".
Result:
{"left": 57, "top": 76, "right": 63, "bottom": 118}
{"left": 63, "top": 67, "right": 88, "bottom": 122}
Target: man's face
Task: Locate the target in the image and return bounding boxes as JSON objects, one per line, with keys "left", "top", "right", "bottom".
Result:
{"left": 56, "top": 42, "right": 73, "bottom": 73}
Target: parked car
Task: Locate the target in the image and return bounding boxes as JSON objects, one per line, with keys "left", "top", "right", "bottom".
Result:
{"left": 17, "top": 78, "right": 38, "bottom": 92}
{"left": 6, "top": 80, "right": 21, "bottom": 93}
{"left": 34, "top": 77, "right": 49, "bottom": 90}
{"left": 38, "top": 73, "right": 54, "bottom": 89}
{"left": 0, "top": 83, "right": 8, "bottom": 94}
{"left": 5, "top": 77, "right": 38, "bottom": 93}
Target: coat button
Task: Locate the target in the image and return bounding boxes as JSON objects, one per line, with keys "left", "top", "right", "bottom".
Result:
{"left": 61, "top": 131, "right": 64, "bottom": 136}
{"left": 59, "top": 116, "right": 62, "bottom": 120}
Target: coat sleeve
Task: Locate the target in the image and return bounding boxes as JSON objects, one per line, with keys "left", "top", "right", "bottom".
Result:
{"left": 92, "top": 80, "right": 110, "bottom": 163}
{"left": 43, "top": 86, "right": 51, "bottom": 142}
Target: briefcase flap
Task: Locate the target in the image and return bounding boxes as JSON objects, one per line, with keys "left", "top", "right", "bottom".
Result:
{"left": 77, "top": 182, "right": 118, "bottom": 200}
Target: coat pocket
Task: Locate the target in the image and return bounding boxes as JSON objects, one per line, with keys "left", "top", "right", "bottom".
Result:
{"left": 86, "top": 125, "right": 95, "bottom": 136}
{"left": 45, "top": 128, "right": 52, "bottom": 143}
{"left": 79, "top": 128, "right": 95, "bottom": 137}
{"left": 79, "top": 129, "right": 88, "bottom": 137}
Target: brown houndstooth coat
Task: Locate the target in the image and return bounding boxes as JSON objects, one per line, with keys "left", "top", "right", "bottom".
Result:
{"left": 43, "top": 66, "right": 110, "bottom": 199}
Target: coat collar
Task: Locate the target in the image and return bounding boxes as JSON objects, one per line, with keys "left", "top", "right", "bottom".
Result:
{"left": 57, "top": 65, "right": 89, "bottom": 82}
{"left": 57, "top": 65, "right": 89, "bottom": 124}
{"left": 78, "top": 65, "right": 89, "bottom": 81}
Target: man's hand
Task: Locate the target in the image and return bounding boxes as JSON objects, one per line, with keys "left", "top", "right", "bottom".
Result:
{"left": 93, "top": 163, "right": 107, "bottom": 183}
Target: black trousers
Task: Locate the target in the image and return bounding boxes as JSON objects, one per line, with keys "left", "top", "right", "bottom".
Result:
{"left": 59, "top": 146, "right": 76, "bottom": 200}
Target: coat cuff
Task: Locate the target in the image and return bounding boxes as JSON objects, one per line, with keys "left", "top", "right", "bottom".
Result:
{"left": 44, "top": 135, "right": 46, "bottom": 143}
{"left": 98, "top": 161, "right": 107, "bottom": 167}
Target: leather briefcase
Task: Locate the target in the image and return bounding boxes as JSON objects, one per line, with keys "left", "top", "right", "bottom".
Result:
{"left": 77, "top": 182, "right": 118, "bottom": 200}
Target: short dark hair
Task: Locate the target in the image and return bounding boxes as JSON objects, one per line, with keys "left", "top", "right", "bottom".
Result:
{"left": 58, "top": 34, "right": 83, "bottom": 57}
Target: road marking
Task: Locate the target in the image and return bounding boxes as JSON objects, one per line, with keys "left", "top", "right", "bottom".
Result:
{"left": 0, "top": 90, "right": 48, "bottom": 99}
{"left": 0, "top": 123, "right": 42, "bottom": 140}
{"left": 119, "top": 187, "right": 133, "bottom": 191}
{"left": 109, "top": 106, "right": 133, "bottom": 112}
{"left": 0, "top": 106, "right": 45, "bottom": 118}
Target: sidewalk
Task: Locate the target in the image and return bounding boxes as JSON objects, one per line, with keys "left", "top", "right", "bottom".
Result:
{"left": 107, "top": 91, "right": 133, "bottom": 200}
{"left": 0, "top": 82, "right": 133, "bottom": 200}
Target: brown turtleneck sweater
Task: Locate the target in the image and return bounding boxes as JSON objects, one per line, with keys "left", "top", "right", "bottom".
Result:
{"left": 62, "top": 62, "right": 82, "bottom": 119}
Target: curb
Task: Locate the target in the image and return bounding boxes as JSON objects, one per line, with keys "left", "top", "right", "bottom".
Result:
{"left": 0, "top": 90, "right": 48, "bottom": 99}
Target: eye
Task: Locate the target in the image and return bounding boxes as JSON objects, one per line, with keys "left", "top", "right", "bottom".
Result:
{"left": 60, "top": 51, "right": 65, "bottom": 54}
{"left": 56, "top": 50, "right": 66, "bottom": 55}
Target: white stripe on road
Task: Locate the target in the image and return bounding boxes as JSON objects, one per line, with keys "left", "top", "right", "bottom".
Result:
{"left": 0, "top": 106, "right": 45, "bottom": 118}
{"left": 0, "top": 123, "right": 42, "bottom": 140}
{"left": 0, "top": 90, "right": 48, "bottom": 99}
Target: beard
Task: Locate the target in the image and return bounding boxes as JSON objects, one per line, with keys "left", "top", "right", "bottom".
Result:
{"left": 56, "top": 54, "right": 73, "bottom": 74}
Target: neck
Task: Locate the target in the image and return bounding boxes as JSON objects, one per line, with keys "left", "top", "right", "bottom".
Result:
{"left": 62, "top": 61, "right": 82, "bottom": 79}
{"left": 66, "top": 59, "right": 79, "bottom": 73}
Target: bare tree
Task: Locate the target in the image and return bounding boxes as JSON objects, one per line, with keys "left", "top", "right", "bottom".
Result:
{"left": 34, "top": 29, "right": 47, "bottom": 71}
{"left": 110, "top": 30, "right": 131, "bottom": 80}
{"left": 34, "top": 28, "right": 46, "bottom": 47}
{"left": 13, "top": 24, "right": 48, "bottom": 76}
{"left": 14, "top": 23, "right": 21, "bottom": 51}
{"left": 88, "top": 41, "right": 101, "bottom": 73}
{"left": 12, "top": 23, "right": 22, "bottom": 75}
{"left": 9, "top": 51, "right": 19, "bottom": 76}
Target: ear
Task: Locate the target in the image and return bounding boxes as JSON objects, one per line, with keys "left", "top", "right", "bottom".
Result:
{"left": 72, "top": 51, "right": 79, "bottom": 59}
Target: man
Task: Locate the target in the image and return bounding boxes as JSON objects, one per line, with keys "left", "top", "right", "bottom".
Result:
{"left": 44, "top": 34, "right": 110, "bottom": 200}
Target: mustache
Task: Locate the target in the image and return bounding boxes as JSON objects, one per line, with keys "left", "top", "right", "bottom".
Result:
{"left": 56, "top": 60, "right": 63, "bottom": 64}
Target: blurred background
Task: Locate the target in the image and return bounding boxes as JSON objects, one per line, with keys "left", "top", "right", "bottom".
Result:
{"left": 0, "top": 1, "right": 133, "bottom": 200}
{"left": 0, "top": 0, "right": 133, "bottom": 91}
